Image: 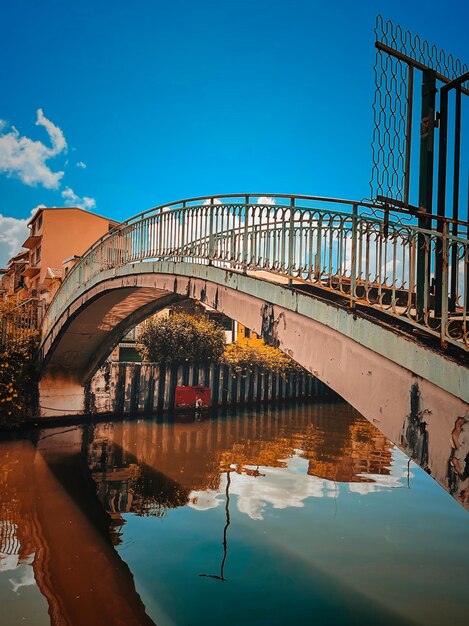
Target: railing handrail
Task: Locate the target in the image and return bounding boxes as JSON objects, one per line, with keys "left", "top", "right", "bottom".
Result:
{"left": 41, "top": 193, "right": 469, "bottom": 354}
{"left": 51, "top": 194, "right": 416, "bottom": 306}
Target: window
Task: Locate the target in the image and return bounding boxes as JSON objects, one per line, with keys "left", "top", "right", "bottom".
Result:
{"left": 35, "top": 246, "right": 41, "bottom": 264}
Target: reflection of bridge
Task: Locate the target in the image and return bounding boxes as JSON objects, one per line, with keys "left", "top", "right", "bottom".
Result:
{"left": 84, "top": 403, "right": 394, "bottom": 525}
{"left": 37, "top": 194, "right": 468, "bottom": 499}
{"left": 0, "top": 405, "right": 396, "bottom": 623}
{"left": 0, "top": 438, "right": 155, "bottom": 626}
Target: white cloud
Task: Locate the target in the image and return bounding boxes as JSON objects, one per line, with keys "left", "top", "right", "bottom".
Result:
{"left": 76, "top": 161, "right": 87, "bottom": 169}
{"left": 0, "top": 206, "right": 43, "bottom": 266}
{"left": 61, "top": 186, "right": 96, "bottom": 210}
{"left": 36, "top": 108, "right": 66, "bottom": 155}
{"left": 257, "top": 196, "right": 276, "bottom": 205}
{"left": 0, "top": 109, "right": 67, "bottom": 189}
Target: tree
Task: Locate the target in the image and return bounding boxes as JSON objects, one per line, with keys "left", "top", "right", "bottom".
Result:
{"left": 136, "top": 312, "right": 226, "bottom": 363}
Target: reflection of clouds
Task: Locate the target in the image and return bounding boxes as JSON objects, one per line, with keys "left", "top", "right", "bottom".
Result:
{"left": 188, "top": 490, "right": 221, "bottom": 511}
{"left": 232, "top": 458, "right": 339, "bottom": 520}
{"left": 0, "top": 551, "right": 36, "bottom": 593}
{"left": 0, "top": 553, "right": 19, "bottom": 572}
{"left": 188, "top": 447, "right": 408, "bottom": 521}
{"left": 9, "top": 556, "right": 36, "bottom": 593}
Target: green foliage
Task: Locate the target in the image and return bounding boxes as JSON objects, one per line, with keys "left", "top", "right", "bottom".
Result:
{"left": 0, "top": 332, "right": 39, "bottom": 428}
{"left": 222, "top": 341, "right": 302, "bottom": 377}
{"left": 136, "top": 312, "right": 226, "bottom": 363}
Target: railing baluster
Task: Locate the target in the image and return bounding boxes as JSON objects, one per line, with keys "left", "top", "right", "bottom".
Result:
{"left": 37, "top": 193, "right": 469, "bottom": 355}
{"left": 288, "top": 198, "right": 295, "bottom": 286}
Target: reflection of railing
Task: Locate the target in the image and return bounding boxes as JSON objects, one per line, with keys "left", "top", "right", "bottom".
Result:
{"left": 42, "top": 194, "right": 469, "bottom": 351}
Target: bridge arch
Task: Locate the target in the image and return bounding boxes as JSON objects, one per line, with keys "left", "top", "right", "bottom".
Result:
{"left": 38, "top": 194, "right": 469, "bottom": 505}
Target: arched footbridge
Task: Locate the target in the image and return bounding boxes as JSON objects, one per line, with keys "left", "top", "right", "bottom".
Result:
{"left": 39, "top": 194, "right": 469, "bottom": 503}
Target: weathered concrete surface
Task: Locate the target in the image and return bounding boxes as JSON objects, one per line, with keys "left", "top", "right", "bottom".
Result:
{"left": 39, "top": 261, "right": 469, "bottom": 506}
{"left": 89, "top": 361, "right": 330, "bottom": 414}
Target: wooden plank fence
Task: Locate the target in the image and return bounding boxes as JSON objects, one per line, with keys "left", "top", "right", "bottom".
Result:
{"left": 88, "top": 361, "right": 334, "bottom": 415}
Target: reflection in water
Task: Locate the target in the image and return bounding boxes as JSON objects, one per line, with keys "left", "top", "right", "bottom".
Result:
{"left": 0, "top": 402, "right": 468, "bottom": 626}
{"left": 86, "top": 404, "right": 395, "bottom": 532}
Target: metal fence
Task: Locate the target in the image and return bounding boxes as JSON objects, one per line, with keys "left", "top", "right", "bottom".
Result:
{"left": 0, "top": 298, "right": 42, "bottom": 347}
{"left": 371, "top": 14, "right": 469, "bottom": 207}
{"left": 41, "top": 193, "right": 469, "bottom": 352}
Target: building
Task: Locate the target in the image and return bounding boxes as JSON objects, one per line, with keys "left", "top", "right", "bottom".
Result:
{"left": 0, "top": 250, "right": 30, "bottom": 301}
{"left": 21, "top": 206, "right": 118, "bottom": 306}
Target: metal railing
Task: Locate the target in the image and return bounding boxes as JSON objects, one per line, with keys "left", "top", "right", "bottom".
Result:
{"left": 42, "top": 194, "right": 469, "bottom": 352}
{"left": 1, "top": 297, "right": 42, "bottom": 347}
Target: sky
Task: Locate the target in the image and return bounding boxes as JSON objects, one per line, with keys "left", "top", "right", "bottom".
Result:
{"left": 1, "top": 0, "right": 468, "bottom": 265}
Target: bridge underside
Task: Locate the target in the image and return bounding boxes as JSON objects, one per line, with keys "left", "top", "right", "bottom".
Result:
{"left": 39, "top": 261, "right": 469, "bottom": 507}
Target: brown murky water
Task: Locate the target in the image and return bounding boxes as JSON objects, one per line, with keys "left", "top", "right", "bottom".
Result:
{"left": 1, "top": 402, "right": 469, "bottom": 625}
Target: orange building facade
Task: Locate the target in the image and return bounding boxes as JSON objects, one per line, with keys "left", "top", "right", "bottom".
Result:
{"left": 20, "top": 207, "right": 118, "bottom": 306}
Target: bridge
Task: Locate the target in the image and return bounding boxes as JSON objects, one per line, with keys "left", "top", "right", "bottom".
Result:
{"left": 36, "top": 193, "right": 469, "bottom": 504}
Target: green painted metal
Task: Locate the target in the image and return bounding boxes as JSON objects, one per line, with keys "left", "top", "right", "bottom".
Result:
{"left": 41, "top": 193, "right": 469, "bottom": 354}
{"left": 417, "top": 69, "right": 437, "bottom": 321}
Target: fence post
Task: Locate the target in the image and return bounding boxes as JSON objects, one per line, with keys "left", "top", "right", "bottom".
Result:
{"left": 242, "top": 196, "right": 249, "bottom": 274}
{"left": 180, "top": 201, "right": 186, "bottom": 261}
{"left": 208, "top": 199, "right": 215, "bottom": 265}
{"left": 440, "top": 221, "right": 449, "bottom": 346}
{"left": 288, "top": 197, "right": 295, "bottom": 287}
{"left": 417, "top": 68, "right": 437, "bottom": 321}
{"left": 350, "top": 203, "right": 358, "bottom": 307}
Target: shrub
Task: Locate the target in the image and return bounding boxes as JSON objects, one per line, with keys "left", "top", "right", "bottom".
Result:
{"left": 222, "top": 341, "right": 301, "bottom": 377}
{"left": 136, "top": 312, "right": 226, "bottom": 363}
{"left": 0, "top": 332, "right": 40, "bottom": 428}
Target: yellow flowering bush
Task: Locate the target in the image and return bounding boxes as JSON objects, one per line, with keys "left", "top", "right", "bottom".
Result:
{"left": 222, "top": 341, "right": 302, "bottom": 377}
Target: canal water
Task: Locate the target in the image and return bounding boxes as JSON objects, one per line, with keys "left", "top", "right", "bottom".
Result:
{"left": 1, "top": 401, "right": 469, "bottom": 626}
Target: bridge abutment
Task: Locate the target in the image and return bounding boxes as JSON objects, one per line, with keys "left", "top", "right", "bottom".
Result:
{"left": 39, "top": 369, "right": 85, "bottom": 418}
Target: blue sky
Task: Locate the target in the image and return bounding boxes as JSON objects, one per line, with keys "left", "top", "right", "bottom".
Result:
{"left": 1, "top": 0, "right": 468, "bottom": 264}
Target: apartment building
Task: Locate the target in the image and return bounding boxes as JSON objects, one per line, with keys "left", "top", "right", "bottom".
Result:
{"left": 22, "top": 206, "right": 118, "bottom": 305}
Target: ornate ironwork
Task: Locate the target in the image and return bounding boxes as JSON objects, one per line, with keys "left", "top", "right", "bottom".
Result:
{"left": 41, "top": 194, "right": 469, "bottom": 353}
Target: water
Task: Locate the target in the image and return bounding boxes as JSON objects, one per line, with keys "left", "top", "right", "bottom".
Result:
{"left": 1, "top": 402, "right": 469, "bottom": 625}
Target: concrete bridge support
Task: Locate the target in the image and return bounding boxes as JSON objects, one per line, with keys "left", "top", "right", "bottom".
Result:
{"left": 39, "top": 261, "right": 469, "bottom": 507}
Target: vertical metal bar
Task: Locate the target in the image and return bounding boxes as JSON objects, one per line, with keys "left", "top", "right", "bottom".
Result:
{"left": 350, "top": 204, "right": 358, "bottom": 306}
{"left": 314, "top": 217, "right": 322, "bottom": 281}
{"left": 417, "top": 69, "right": 437, "bottom": 321}
{"left": 466, "top": 174, "right": 469, "bottom": 314}
{"left": 450, "top": 86, "right": 462, "bottom": 311}
{"left": 242, "top": 196, "right": 249, "bottom": 274}
{"left": 404, "top": 66, "right": 414, "bottom": 205}
{"left": 180, "top": 201, "right": 186, "bottom": 261}
{"left": 208, "top": 199, "right": 214, "bottom": 265}
{"left": 288, "top": 198, "right": 295, "bottom": 287}
{"left": 440, "top": 222, "right": 449, "bottom": 345}
{"left": 435, "top": 85, "right": 448, "bottom": 318}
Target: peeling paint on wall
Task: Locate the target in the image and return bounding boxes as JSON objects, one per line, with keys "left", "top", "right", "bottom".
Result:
{"left": 448, "top": 416, "right": 469, "bottom": 507}
{"left": 400, "top": 383, "right": 430, "bottom": 473}
{"left": 260, "top": 303, "right": 280, "bottom": 347}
